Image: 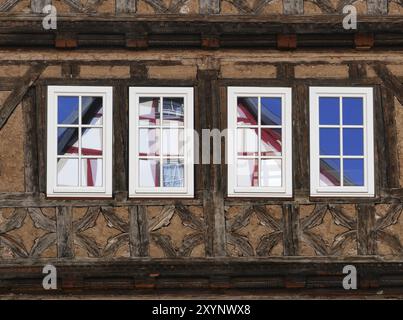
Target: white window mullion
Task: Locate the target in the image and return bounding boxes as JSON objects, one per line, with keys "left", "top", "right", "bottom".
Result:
{"left": 309, "top": 87, "right": 374, "bottom": 197}
{"left": 47, "top": 86, "right": 113, "bottom": 198}
{"left": 227, "top": 87, "right": 293, "bottom": 198}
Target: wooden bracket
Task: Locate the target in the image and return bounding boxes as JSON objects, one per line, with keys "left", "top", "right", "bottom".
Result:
{"left": 55, "top": 33, "right": 78, "bottom": 49}
{"left": 277, "top": 34, "right": 297, "bottom": 50}
{"left": 354, "top": 33, "right": 374, "bottom": 50}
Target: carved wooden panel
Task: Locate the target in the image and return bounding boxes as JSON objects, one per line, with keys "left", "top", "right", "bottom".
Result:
{"left": 225, "top": 205, "right": 284, "bottom": 257}
{"left": 147, "top": 205, "right": 206, "bottom": 258}
{"left": 299, "top": 204, "right": 357, "bottom": 256}
{"left": 72, "top": 206, "right": 130, "bottom": 258}
{"left": 0, "top": 0, "right": 398, "bottom": 15}
{"left": 0, "top": 208, "right": 56, "bottom": 259}
{"left": 374, "top": 203, "right": 403, "bottom": 255}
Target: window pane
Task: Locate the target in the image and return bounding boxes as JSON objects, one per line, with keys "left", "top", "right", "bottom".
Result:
{"left": 261, "top": 97, "right": 281, "bottom": 125}
{"left": 57, "top": 158, "right": 78, "bottom": 186}
{"left": 139, "top": 97, "right": 160, "bottom": 126}
{"left": 319, "top": 128, "right": 340, "bottom": 155}
{"left": 82, "top": 128, "right": 103, "bottom": 156}
{"left": 320, "top": 158, "right": 341, "bottom": 186}
{"left": 343, "top": 128, "right": 363, "bottom": 156}
{"left": 139, "top": 159, "right": 160, "bottom": 187}
{"left": 58, "top": 128, "right": 79, "bottom": 156}
{"left": 82, "top": 159, "right": 103, "bottom": 187}
{"left": 237, "top": 128, "right": 258, "bottom": 156}
{"left": 261, "top": 128, "right": 282, "bottom": 156}
{"left": 163, "top": 159, "right": 184, "bottom": 187}
{"left": 162, "top": 128, "right": 184, "bottom": 156}
{"left": 163, "top": 97, "right": 184, "bottom": 126}
{"left": 343, "top": 97, "right": 363, "bottom": 125}
{"left": 139, "top": 128, "right": 160, "bottom": 156}
{"left": 237, "top": 159, "right": 258, "bottom": 187}
{"left": 237, "top": 97, "right": 258, "bottom": 126}
{"left": 58, "top": 96, "right": 79, "bottom": 125}
{"left": 82, "top": 97, "right": 103, "bottom": 125}
{"left": 344, "top": 159, "right": 364, "bottom": 186}
{"left": 319, "top": 97, "right": 339, "bottom": 125}
{"left": 261, "top": 159, "right": 282, "bottom": 187}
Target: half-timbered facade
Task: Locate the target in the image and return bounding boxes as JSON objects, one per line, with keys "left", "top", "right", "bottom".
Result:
{"left": 1, "top": 0, "right": 403, "bottom": 297}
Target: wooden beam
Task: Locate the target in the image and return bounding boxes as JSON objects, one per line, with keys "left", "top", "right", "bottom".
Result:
{"left": 116, "top": 0, "right": 136, "bottom": 14}
{"left": 56, "top": 206, "right": 74, "bottom": 258}
{"left": 357, "top": 204, "right": 376, "bottom": 255}
{"left": 283, "top": 0, "right": 303, "bottom": 14}
{"left": 31, "top": 0, "right": 51, "bottom": 13}
{"left": 367, "top": 0, "right": 388, "bottom": 15}
{"left": 22, "top": 87, "right": 39, "bottom": 194}
{"left": 200, "top": 0, "right": 220, "bottom": 14}
{"left": 0, "top": 0, "right": 20, "bottom": 11}
{"left": 0, "top": 63, "right": 46, "bottom": 130}
{"left": 373, "top": 63, "right": 403, "bottom": 106}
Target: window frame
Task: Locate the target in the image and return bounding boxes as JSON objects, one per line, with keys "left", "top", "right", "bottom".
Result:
{"left": 129, "top": 87, "right": 194, "bottom": 198}
{"left": 309, "top": 86, "right": 374, "bottom": 197}
{"left": 46, "top": 85, "right": 113, "bottom": 198}
{"left": 227, "top": 86, "right": 293, "bottom": 198}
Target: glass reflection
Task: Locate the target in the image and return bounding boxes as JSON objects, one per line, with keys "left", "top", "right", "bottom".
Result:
{"left": 57, "top": 158, "right": 78, "bottom": 186}
{"left": 82, "top": 128, "right": 103, "bottom": 156}
{"left": 344, "top": 159, "right": 364, "bottom": 186}
{"left": 237, "top": 128, "right": 258, "bottom": 156}
{"left": 57, "top": 128, "right": 78, "bottom": 156}
{"left": 163, "top": 98, "right": 184, "bottom": 126}
{"left": 343, "top": 97, "right": 363, "bottom": 125}
{"left": 139, "top": 128, "right": 160, "bottom": 156}
{"left": 261, "top": 159, "right": 282, "bottom": 187}
{"left": 320, "top": 128, "right": 340, "bottom": 155}
{"left": 82, "top": 97, "right": 103, "bottom": 125}
{"left": 237, "top": 97, "right": 258, "bottom": 126}
{"left": 82, "top": 159, "right": 103, "bottom": 187}
{"left": 319, "top": 97, "right": 339, "bottom": 125}
{"left": 320, "top": 158, "right": 341, "bottom": 186}
{"left": 162, "top": 129, "right": 184, "bottom": 156}
{"left": 261, "top": 97, "right": 281, "bottom": 125}
{"left": 343, "top": 128, "right": 363, "bottom": 156}
{"left": 261, "top": 128, "right": 281, "bottom": 156}
{"left": 163, "top": 159, "right": 184, "bottom": 187}
{"left": 237, "top": 159, "right": 258, "bottom": 187}
{"left": 139, "top": 159, "right": 160, "bottom": 187}
{"left": 139, "top": 97, "right": 160, "bottom": 126}
{"left": 58, "top": 96, "right": 79, "bottom": 125}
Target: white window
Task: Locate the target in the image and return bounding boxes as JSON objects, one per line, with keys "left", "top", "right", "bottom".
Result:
{"left": 129, "top": 87, "right": 194, "bottom": 198}
{"left": 309, "top": 87, "right": 374, "bottom": 197}
{"left": 47, "top": 86, "right": 113, "bottom": 197}
{"left": 227, "top": 87, "right": 293, "bottom": 197}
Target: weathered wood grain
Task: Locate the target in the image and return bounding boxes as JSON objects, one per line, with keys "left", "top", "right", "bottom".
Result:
{"left": 367, "top": 0, "right": 388, "bottom": 15}
{"left": 0, "top": 63, "right": 46, "bottom": 130}
{"left": 283, "top": 204, "right": 299, "bottom": 256}
{"left": 31, "top": 0, "right": 51, "bottom": 13}
{"left": 283, "top": 0, "right": 303, "bottom": 14}
{"left": 0, "top": 0, "right": 20, "bottom": 11}
{"left": 56, "top": 206, "right": 74, "bottom": 258}
{"left": 22, "top": 87, "right": 39, "bottom": 194}
{"left": 357, "top": 204, "right": 376, "bottom": 255}
{"left": 116, "top": 0, "right": 136, "bottom": 14}
{"left": 129, "top": 206, "right": 149, "bottom": 257}
{"left": 200, "top": 0, "right": 220, "bottom": 14}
